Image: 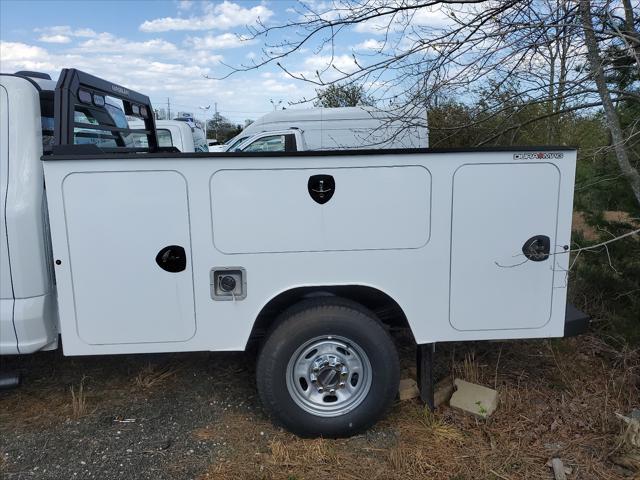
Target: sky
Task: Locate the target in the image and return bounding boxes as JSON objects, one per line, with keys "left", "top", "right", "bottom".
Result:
{"left": 0, "top": 0, "right": 414, "bottom": 124}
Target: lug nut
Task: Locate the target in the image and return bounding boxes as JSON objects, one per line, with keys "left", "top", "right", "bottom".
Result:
{"left": 329, "top": 389, "right": 335, "bottom": 394}
{"left": 318, "top": 387, "right": 324, "bottom": 393}
{"left": 339, "top": 382, "right": 345, "bottom": 388}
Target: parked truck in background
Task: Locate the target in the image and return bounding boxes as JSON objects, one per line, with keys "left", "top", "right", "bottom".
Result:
{"left": 0, "top": 69, "right": 587, "bottom": 437}
{"left": 130, "top": 119, "right": 204, "bottom": 152}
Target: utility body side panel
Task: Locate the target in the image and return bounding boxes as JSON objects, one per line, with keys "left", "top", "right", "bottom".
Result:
{"left": 43, "top": 150, "right": 575, "bottom": 356}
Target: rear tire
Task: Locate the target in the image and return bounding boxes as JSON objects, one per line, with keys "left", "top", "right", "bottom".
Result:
{"left": 256, "top": 297, "right": 400, "bottom": 437}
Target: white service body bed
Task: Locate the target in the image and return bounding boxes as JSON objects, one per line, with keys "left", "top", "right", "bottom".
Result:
{"left": 42, "top": 148, "right": 576, "bottom": 356}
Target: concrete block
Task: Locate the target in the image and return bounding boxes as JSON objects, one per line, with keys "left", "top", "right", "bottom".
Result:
{"left": 398, "top": 378, "right": 419, "bottom": 401}
{"left": 449, "top": 378, "right": 498, "bottom": 418}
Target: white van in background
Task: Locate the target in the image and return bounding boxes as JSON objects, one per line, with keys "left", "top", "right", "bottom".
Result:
{"left": 224, "top": 107, "right": 428, "bottom": 153}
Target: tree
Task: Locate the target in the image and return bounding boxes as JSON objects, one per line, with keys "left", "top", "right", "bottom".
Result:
{"left": 206, "top": 112, "right": 243, "bottom": 142}
{"left": 579, "top": 0, "right": 640, "bottom": 204}
{"left": 314, "top": 83, "right": 375, "bottom": 107}
{"left": 222, "top": 0, "right": 640, "bottom": 206}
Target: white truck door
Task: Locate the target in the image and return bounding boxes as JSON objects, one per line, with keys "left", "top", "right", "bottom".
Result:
{"left": 449, "top": 162, "right": 560, "bottom": 331}
{"left": 0, "top": 84, "right": 18, "bottom": 353}
{"left": 61, "top": 170, "right": 196, "bottom": 345}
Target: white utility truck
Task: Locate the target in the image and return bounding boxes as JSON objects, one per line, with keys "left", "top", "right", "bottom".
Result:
{"left": 0, "top": 69, "right": 587, "bottom": 437}
{"left": 223, "top": 107, "right": 428, "bottom": 153}
{"left": 130, "top": 119, "right": 200, "bottom": 152}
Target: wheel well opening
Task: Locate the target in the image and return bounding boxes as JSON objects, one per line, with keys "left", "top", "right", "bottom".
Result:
{"left": 247, "top": 285, "right": 413, "bottom": 348}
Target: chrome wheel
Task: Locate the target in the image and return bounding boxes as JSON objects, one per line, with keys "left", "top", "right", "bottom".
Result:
{"left": 285, "top": 335, "right": 372, "bottom": 417}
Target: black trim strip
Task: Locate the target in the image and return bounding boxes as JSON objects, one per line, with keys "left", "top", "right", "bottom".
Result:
{"left": 42, "top": 145, "right": 576, "bottom": 161}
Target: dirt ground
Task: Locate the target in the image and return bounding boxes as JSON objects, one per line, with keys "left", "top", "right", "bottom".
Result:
{"left": 0, "top": 331, "right": 638, "bottom": 480}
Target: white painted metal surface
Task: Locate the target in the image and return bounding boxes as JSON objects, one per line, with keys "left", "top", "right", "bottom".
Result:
{"left": 0, "top": 83, "right": 18, "bottom": 354}
{"left": 449, "top": 163, "right": 560, "bottom": 331}
{"left": 41, "top": 149, "right": 576, "bottom": 356}
{"left": 211, "top": 166, "right": 431, "bottom": 254}
{"left": 0, "top": 75, "right": 58, "bottom": 354}
{"left": 61, "top": 171, "right": 196, "bottom": 344}
{"left": 0, "top": 72, "right": 577, "bottom": 358}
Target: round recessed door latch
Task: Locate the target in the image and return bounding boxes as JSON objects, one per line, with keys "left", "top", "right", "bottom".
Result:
{"left": 155, "top": 245, "right": 187, "bottom": 273}
{"left": 522, "top": 235, "right": 551, "bottom": 261}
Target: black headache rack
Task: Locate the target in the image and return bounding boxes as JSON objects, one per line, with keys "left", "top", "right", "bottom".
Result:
{"left": 53, "top": 68, "right": 174, "bottom": 155}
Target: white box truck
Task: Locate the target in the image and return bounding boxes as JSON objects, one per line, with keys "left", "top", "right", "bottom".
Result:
{"left": 0, "top": 69, "right": 587, "bottom": 437}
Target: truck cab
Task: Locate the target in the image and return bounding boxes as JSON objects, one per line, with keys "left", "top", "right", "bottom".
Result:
{"left": 0, "top": 72, "right": 59, "bottom": 354}
{"left": 1, "top": 69, "right": 159, "bottom": 355}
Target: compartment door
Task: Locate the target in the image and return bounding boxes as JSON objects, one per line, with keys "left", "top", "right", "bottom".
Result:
{"left": 63, "top": 171, "right": 195, "bottom": 344}
{"left": 449, "top": 163, "right": 560, "bottom": 331}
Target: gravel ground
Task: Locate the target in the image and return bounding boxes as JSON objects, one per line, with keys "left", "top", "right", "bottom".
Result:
{"left": 0, "top": 350, "right": 262, "bottom": 480}
{"left": 1, "top": 333, "right": 637, "bottom": 480}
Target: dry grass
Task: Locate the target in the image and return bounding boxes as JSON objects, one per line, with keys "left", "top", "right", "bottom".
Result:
{"left": 573, "top": 211, "right": 600, "bottom": 241}
{"left": 70, "top": 376, "right": 88, "bottom": 419}
{"left": 134, "top": 363, "right": 178, "bottom": 389}
{"left": 602, "top": 210, "right": 640, "bottom": 226}
{"left": 454, "top": 351, "right": 486, "bottom": 385}
{"left": 0, "top": 360, "right": 172, "bottom": 428}
{"left": 0, "top": 388, "right": 69, "bottom": 427}
{"left": 196, "top": 335, "right": 639, "bottom": 480}
{"left": 572, "top": 210, "right": 640, "bottom": 242}
{"left": 269, "top": 437, "right": 337, "bottom": 467}
{"left": 2, "top": 334, "right": 637, "bottom": 479}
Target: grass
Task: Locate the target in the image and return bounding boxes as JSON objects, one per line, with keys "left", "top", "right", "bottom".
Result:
{"left": 1, "top": 332, "right": 636, "bottom": 479}
{"left": 454, "top": 351, "right": 485, "bottom": 385}
{"left": 193, "top": 335, "right": 638, "bottom": 480}
{"left": 134, "top": 363, "right": 178, "bottom": 389}
{"left": 70, "top": 375, "right": 88, "bottom": 419}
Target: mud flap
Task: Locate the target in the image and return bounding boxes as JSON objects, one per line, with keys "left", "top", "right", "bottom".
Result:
{"left": 564, "top": 303, "right": 590, "bottom": 337}
{"left": 417, "top": 343, "right": 435, "bottom": 410}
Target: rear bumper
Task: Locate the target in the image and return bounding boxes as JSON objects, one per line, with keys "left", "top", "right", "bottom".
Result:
{"left": 564, "top": 303, "right": 590, "bottom": 337}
